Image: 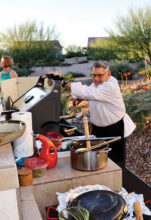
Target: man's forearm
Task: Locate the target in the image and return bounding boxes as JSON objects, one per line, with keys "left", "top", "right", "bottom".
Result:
{"left": 64, "top": 82, "right": 71, "bottom": 91}
{"left": 61, "top": 80, "right": 71, "bottom": 91}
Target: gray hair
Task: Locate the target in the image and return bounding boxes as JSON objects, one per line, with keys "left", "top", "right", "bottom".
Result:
{"left": 92, "top": 61, "right": 109, "bottom": 71}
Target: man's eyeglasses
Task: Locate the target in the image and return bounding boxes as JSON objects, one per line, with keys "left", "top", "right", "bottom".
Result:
{"left": 91, "top": 71, "right": 108, "bottom": 78}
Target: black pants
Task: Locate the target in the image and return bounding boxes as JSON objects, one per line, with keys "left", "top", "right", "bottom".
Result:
{"left": 91, "top": 118, "right": 125, "bottom": 167}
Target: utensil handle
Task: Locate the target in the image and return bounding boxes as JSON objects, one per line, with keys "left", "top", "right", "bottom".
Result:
{"left": 83, "top": 116, "right": 91, "bottom": 148}
{"left": 60, "top": 114, "right": 76, "bottom": 119}
{"left": 134, "top": 202, "right": 143, "bottom": 220}
{"left": 90, "top": 136, "right": 121, "bottom": 150}
{"left": 76, "top": 137, "right": 121, "bottom": 153}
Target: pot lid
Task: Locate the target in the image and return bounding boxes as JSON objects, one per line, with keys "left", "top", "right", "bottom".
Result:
{"left": 69, "top": 190, "right": 128, "bottom": 220}
{"left": 24, "top": 157, "right": 48, "bottom": 169}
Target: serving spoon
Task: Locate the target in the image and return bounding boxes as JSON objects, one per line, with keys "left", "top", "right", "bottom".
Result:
{"left": 75, "top": 136, "right": 121, "bottom": 153}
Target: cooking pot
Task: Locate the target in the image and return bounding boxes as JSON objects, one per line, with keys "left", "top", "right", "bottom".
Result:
{"left": 70, "top": 140, "right": 111, "bottom": 171}
{"left": 69, "top": 190, "right": 128, "bottom": 220}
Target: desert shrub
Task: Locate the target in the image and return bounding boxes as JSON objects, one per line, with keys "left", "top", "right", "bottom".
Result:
{"left": 65, "top": 72, "right": 86, "bottom": 78}
{"left": 87, "top": 48, "right": 117, "bottom": 61}
{"left": 109, "top": 61, "right": 136, "bottom": 80}
{"left": 137, "top": 68, "right": 151, "bottom": 77}
{"left": 59, "top": 62, "right": 72, "bottom": 66}
{"left": 78, "top": 60, "right": 88, "bottom": 64}
{"left": 12, "top": 66, "right": 34, "bottom": 76}
{"left": 65, "top": 46, "right": 87, "bottom": 58}
{"left": 136, "top": 61, "right": 145, "bottom": 69}
{"left": 60, "top": 94, "right": 69, "bottom": 115}
{"left": 123, "top": 88, "right": 151, "bottom": 132}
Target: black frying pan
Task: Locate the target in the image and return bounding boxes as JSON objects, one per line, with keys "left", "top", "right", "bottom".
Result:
{"left": 69, "top": 190, "right": 128, "bottom": 220}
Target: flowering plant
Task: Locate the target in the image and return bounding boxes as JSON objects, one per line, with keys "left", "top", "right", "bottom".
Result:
{"left": 119, "top": 72, "right": 132, "bottom": 89}
{"left": 142, "top": 87, "right": 149, "bottom": 91}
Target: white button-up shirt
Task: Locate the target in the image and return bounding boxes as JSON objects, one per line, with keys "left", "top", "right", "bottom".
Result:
{"left": 71, "top": 76, "right": 136, "bottom": 137}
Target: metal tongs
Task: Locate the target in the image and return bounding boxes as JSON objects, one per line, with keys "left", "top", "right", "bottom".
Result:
{"left": 59, "top": 135, "right": 120, "bottom": 142}
{"left": 75, "top": 136, "right": 121, "bottom": 153}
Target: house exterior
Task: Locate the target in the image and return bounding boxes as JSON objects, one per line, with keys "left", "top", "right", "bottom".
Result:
{"left": 88, "top": 37, "right": 108, "bottom": 47}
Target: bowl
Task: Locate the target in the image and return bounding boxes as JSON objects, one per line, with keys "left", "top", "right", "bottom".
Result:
{"left": 24, "top": 157, "right": 48, "bottom": 178}
{"left": 46, "top": 132, "right": 64, "bottom": 151}
{"left": 0, "top": 120, "right": 26, "bottom": 146}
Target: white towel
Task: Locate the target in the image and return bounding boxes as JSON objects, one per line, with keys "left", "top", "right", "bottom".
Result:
{"left": 123, "top": 113, "right": 136, "bottom": 137}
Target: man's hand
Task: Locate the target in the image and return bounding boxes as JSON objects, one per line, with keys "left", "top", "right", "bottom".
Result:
{"left": 46, "top": 72, "right": 64, "bottom": 87}
{"left": 45, "top": 72, "right": 64, "bottom": 80}
{"left": 47, "top": 78, "right": 53, "bottom": 87}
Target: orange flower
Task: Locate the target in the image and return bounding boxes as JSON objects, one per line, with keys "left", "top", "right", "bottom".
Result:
{"left": 142, "top": 87, "right": 149, "bottom": 91}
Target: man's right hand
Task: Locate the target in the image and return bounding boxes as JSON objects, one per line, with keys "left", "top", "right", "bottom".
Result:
{"left": 45, "top": 72, "right": 64, "bottom": 80}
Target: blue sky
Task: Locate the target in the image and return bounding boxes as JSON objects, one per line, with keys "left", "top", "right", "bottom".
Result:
{"left": 1, "top": 0, "right": 151, "bottom": 48}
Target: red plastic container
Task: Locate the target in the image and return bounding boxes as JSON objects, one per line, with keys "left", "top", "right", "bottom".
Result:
{"left": 46, "top": 132, "right": 64, "bottom": 151}
{"left": 37, "top": 134, "right": 58, "bottom": 169}
{"left": 25, "top": 157, "right": 48, "bottom": 178}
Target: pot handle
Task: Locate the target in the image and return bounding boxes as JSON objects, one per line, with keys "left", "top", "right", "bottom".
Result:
{"left": 133, "top": 201, "right": 143, "bottom": 220}
{"left": 97, "top": 148, "right": 112, "bottom": 153}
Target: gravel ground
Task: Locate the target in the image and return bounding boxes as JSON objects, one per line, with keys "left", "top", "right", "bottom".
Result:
{"left": 31, "top": 60, "right": 139, "bottom": 77}
{"left": 126, "top": 126, "right": 151, "bottom": 185}
{"left": 31, "top": 61, "right": 94, "bottom": 76}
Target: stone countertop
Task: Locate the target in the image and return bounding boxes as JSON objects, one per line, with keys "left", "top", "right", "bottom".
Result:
{"left": 0, "top": 188, "right": 20, "bottom": 220}
{"left": 33, "top": 157, "right": 121, "bottom": 185}
{"left": 0, "top": 143, "right": 19, "bottom": 191}
{"left": 0, "top": 143, "right": 17, "bottom": 168}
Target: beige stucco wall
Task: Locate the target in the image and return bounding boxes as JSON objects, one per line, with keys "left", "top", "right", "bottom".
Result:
{"left": 0, "top": 77, "right": 39, "bottom": 103}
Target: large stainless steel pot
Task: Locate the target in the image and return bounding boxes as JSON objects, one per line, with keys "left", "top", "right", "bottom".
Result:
{"left": 70, "top": 140, "right": 111, "bottom": 171}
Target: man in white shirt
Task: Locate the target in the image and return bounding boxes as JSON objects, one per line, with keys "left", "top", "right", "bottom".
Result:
{"left": 54, "top": 61, "right": 135, "bottom": 167}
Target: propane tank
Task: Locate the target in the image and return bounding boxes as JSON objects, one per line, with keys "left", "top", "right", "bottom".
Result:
{"left": 37, "top": 134, "right": 57, "bottom": 169}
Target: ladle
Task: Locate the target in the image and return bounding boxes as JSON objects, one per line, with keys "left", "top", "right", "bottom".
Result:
{"left": 75, "top": 136, "right": 121, "bottom": 153}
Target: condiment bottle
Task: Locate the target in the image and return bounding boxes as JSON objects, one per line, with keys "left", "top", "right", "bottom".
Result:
{"left": 18, "top": 167, "right": 33, "bottom": 186}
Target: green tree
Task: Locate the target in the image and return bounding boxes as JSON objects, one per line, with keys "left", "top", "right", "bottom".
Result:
{"left": 0, "top": 20, "right": 61, "bottom": 76}
{"left": 88, "top": 38, "right": 117, "bottom": 60}
{"left": 106, "top": 6, "right": 151, "bottom": 62}
{"left": 65, "top": 45, "right": 87, "bottom": 58}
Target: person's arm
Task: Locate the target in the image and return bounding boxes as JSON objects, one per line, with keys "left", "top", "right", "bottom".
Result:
{"left": 10, "top": 70, "right": 18, "bottom": 78}
{"left": 71, "top": 81, "right": 116, "bottom": 102}
{"left": 46, "top": 72, "right": 114, "bottom": 102}
{"left": 61, "top": 80, "right": 84, "bottom": 105}
{"left": 61, "top": 79, "right": 71, "bottom": 91}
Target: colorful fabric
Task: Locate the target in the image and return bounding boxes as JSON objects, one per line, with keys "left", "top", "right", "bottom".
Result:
{"left": 0, "top": 71, "right": 11, "bottom": 82}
